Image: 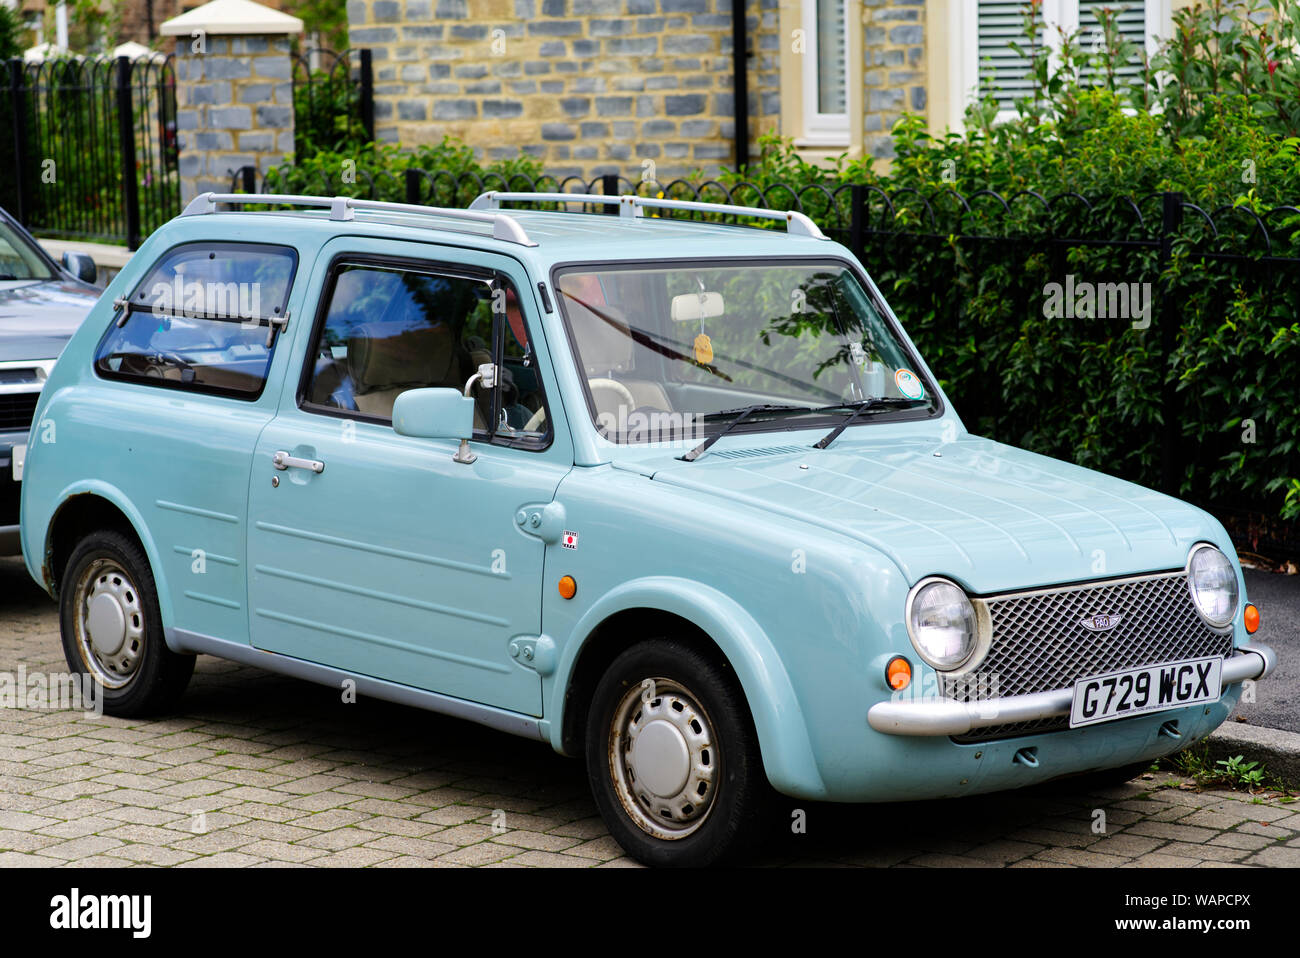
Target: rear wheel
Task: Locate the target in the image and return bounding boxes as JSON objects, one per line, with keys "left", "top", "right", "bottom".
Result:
{"left": 585, "top": 638, "right": 772, "bottom": 866}
{"left": 59, "top": 530, "right": 194, "bottom": 716}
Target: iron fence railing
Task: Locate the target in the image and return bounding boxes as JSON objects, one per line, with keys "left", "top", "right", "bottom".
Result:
{"left": 4, "top": 55, "right": 179, "bottom": 249}
{"left": 228, "top": 163, "right": 1300, "bottom": 549}
{"left": 291, "top": 47, "right": 373, "bottom": 157}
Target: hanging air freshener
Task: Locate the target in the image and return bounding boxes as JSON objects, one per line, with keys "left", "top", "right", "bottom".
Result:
{"left": 694, "top": 332, "right": 713, "bottom": 364}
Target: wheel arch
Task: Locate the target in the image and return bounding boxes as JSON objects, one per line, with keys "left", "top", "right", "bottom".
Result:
{"left": 44, "top": 483, "right": 174, "bottom": 628}
{"left": 550, "top": 577, "right": 828, "bottom": 800}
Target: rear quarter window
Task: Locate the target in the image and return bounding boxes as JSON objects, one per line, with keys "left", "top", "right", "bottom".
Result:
{"left": 94, "top": 242, "right": 298, "bottom": 398}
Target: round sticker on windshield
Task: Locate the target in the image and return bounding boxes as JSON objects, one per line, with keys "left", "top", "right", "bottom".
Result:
{"left": 895, "top": 368, "right": 924, "bottom": 400}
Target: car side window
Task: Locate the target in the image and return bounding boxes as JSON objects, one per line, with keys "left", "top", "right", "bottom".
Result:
{"left": 302, "top": 262, "right": 550, "bottom": 445}
{"left": 94, "top": 242, "right": 297, "bottom": 398}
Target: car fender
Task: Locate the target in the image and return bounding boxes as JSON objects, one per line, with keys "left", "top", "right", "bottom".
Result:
{"left": 42, "top": 480, "right": 177, "bottom": 638}
{"left": 549, "top": 575, "right": 829, "bottom": 799}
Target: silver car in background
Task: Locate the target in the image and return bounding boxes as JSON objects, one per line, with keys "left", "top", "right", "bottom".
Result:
{"left": 0, "top": 206, "right": 101, "bottom": 553}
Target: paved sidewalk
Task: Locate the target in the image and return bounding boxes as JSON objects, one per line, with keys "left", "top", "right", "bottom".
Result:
{"left": 2, "top": 557, "right": 1299, "bottom": 868}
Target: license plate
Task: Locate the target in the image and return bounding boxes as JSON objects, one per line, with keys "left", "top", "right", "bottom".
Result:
{"left": 1069, "top": 656, "right": 1222, "bottom": 728}
{"left": 11, "top": 443, "right": 25, "bottom": 482}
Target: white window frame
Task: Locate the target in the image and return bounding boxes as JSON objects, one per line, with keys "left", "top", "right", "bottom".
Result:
{"left": 798, "top": 0, "right": 851, "bottom": 147}
{"left": 953, "top": 0, "right": 1173, "bottom": 127}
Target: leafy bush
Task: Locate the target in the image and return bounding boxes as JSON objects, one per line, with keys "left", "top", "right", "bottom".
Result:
{"left": 707, "top": 1, "right": 1300, "bottom": 532}
{"left": 262, "top": 137, "right": 547, "bottom": 207}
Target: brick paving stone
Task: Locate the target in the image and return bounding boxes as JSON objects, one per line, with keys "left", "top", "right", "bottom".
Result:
{"left": 310, "top": 846, "right": 399, "bottom": 867}
{"left": 1126, "top": 852, "right": 1206, "bottom": 867}
{"left": 175, "top": 852, "right": 266, "bottom": 867}
{"left": 1154, "top": 840, "right": 1251, "bottom": 862}
{"left": 434, "top": 842, "right": 518, "bottom": 866}
{"left": 297, "top": 828, "right": 377, "bottom": 851}
{"left": 490, "top": 829, "right": 581, "bottom": 852}
{"left": 1243, "top": 845, "right": 1300, "bottom": 867}
{"left": 549, "top": 817, "right": 611, "bottom": 840}
{"left": 104, "top": 844, "right": 198, "bottom": 865}
{"left": 42, "top": 835, "right": 127, "bottom": 859}
{"left": 1086, "top": 833, "right": 1167, "bottom": 858}
{"left": 497, "top": 849, "right": 591, "bottom": 868}
{"left": 0, "top": 829, "right": 60, "bottom": 852}
{"left": 1124, "top": 821, "right": 1219, "bottom": 844}
{"left": 230, "top": 821, "right": 318, "bottom": 843}
{"left": 0, "top": 852, "right": 64, "bottom": 866}
{"left": 1208, "top": 831, "right": 1276, "bottom": 851}
{"left": 417, "top": 805, "right": 488, "bottom": 827}
{"left": 236, "top": 840, "right": 328, "bottom": 863}
{"left": 1236, "top": 822, "right": 1294, "bottom": 839}
{"left": 962, "top": 840, "right": 1044, "bottom": 864}
{"left": 559, "top": 836, "right": 625, "bottom": 861}
{"left": 362, "top": 834, "right": 457, "bottom": 859}
{"left": 4, "top": 561, "right": 1299, "bottom": 870}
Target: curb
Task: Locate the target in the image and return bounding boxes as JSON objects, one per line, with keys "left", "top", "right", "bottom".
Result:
{"left": 1206, "top": 722, "right": 1300, "bottom": 786}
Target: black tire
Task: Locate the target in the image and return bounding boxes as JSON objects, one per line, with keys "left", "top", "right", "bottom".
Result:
{"left": 585, "top": 637, "right": 773, "bottom": 867}
{"left": 59, "top": 530, "right": 194, "bottom": 717}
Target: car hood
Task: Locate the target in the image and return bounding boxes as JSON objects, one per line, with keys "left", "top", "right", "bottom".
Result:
{"left": 636, "top": 434, "right": 1214, "bottom": 593}
{"left": 0, "top": 279, "right": 101, "bottom": 362}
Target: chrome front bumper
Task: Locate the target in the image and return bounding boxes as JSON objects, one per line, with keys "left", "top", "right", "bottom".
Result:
{"left": 867, "top": 642, "right": 1276, "bottom": 737}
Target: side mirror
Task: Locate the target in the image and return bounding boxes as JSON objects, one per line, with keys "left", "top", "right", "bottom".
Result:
{"left": 61, "top": 251, "right": 97, "bottom": 284}
{"left": 392, "top": 387, "right": 476, "bottom": 441}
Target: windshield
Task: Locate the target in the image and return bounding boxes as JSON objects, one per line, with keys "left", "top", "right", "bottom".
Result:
{"left": 0, "top": 218, "right": 55, "bottom": 281}
{"left": 554, "top": 260, "right": 938, "bottom": 443}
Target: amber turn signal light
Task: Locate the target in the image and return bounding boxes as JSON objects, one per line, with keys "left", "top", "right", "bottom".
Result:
{"left": 1244, "top": 604, "right": 1260, "bottom": 634}
{"left": 886, "top": 656, "right": 912, "bottom": 691}
{"left": 558, "top": 575, "right": 577, "bottom": 600}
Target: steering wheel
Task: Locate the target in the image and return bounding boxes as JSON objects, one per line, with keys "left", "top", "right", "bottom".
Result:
{"left": 588, "top": 377, "right": 637, "bottom": 416}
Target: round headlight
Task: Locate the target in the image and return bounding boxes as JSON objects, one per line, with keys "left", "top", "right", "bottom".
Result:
{"left": 907, "top": 578, "right": 978, "bottom": 670}
{"left": 1187, "top": 544, "right": 1239, "bottom": 630}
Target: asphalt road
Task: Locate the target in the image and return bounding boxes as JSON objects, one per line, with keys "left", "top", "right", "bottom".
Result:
{"left": 1233, "top": 569, "right": 1299, "bottom": 733}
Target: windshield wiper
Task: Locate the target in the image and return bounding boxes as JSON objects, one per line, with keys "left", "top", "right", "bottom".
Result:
{"left": 811, "top": 397, "right": 929, "bottom": 450}
{"left": 679, "top": 404, "right": 813, "bottom": 462}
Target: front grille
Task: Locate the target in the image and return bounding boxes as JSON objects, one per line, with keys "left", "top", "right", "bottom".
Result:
{"left": 0, "top": 392, "right": 39, "bottom": 431}
{"left": 943, "top": 571, "right": 1233, "bottom": 742}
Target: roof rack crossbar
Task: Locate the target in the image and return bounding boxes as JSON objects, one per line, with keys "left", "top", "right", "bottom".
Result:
{"left": 181, "top": 192, "right": 538, "bottom": 246}
{"left": 470, "top": 190, "right": 827, "bottom": 239}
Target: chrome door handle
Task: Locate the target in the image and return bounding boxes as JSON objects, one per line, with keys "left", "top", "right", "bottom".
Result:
{"left": 272, "top": 451, "right": 325, "bottom": 474}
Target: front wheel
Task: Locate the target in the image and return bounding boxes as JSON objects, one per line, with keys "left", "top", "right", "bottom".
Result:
{"left": 585, "top": 638, "right": 772, "bottom": 866}
{"left": 60, "top": 530, "right": 194, "bottom": 717}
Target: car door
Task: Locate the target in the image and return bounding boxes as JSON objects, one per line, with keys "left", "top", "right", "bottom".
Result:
{"left": 245, "top": 238, "right": 571, "bottom": 716}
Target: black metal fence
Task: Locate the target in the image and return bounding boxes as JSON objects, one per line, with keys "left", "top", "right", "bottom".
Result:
{"left": 229, "top": 163, "right": 1300, "bottom": 548}
{"left": 4, "top": 55, "right": 179, "bottom": 249}
{"left": 292, "top": 47, "right": 373, "bottom": 158}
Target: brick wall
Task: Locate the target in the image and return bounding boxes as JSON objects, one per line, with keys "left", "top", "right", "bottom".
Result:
{"left": 174, "top": 35, "right": 296, "bottom": 202}
{"left": 862, "top": 0, "right": 925, "bottom": 160}
{"left": 347, "top": 0, "right": 780, "bottom": 181}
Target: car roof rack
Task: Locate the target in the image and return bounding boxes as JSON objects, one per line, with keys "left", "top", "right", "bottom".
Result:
{"left": 180, "top": 192, "right": 538, "bottom": 247}
{"left": 468, "top": 191, "right": 828, "bottom": 240}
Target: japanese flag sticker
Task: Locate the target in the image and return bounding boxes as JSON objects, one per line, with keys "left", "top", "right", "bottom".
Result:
{"left": 895, "top": 368, "right": 925, "bottom": 400}
{"left": 562, "top": 530, "right": 579, "bottom": 550}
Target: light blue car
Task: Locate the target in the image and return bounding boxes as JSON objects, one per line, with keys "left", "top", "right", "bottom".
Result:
{"left": 18, "top": 190, "right": 1277, "bottom": 866}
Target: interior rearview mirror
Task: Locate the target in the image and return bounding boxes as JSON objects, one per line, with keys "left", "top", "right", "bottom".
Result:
{"left": 670, "top": 291, "right": 724, "bottom": 322}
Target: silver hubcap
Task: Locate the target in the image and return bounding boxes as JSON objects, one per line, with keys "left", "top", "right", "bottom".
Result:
{"left": 608, "top": 677, "right": 719, "bottom": 840}
{"left": 74, "top": 559, "right": 145, "bottom": 688}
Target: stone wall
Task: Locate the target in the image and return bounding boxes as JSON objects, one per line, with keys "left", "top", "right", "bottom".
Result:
{"left": 174, "top": 35, "right": 296, "bottom": 202}
{"left": 347, "top": 0, "right": 780, "bottom": 181}
{"left": 862, "top": 0, "right": 925, "bottom": 160}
